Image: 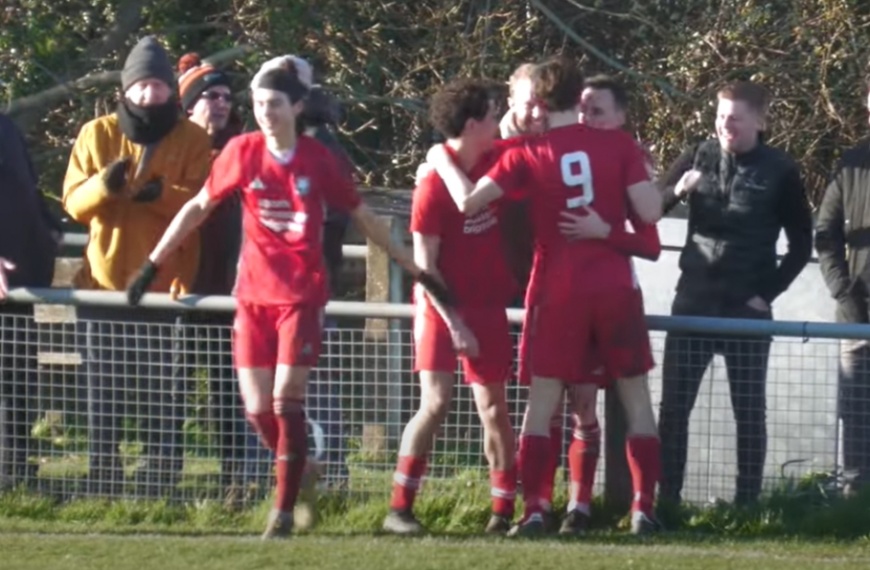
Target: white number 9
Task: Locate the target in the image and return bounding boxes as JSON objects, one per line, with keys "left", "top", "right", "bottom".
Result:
{"left": 560, "top": 151, "right": 594, "bottom": 209}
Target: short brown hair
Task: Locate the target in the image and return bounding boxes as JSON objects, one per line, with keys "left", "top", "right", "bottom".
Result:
{"left": 530, "top": 56, "right": 583, "bottom": 113}
{"left": 429, "top": 78, "right": 496, "bottom": 139}
{"left": 717, "top": 80, "right": 770, "bottom": 115}
{"left": 583, "top": 74, "right": 629, "bottom": 111}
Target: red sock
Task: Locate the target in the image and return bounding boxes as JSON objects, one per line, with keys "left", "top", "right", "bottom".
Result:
{"left": 246, "top": 411, "right": 278, "bottom": 452}
{"left": 274, "top": 398, "right": 308, "bottom": 513}
{"left": 389, "top": 455, "right": 428, "bottom": 512}
{"left": 626, "top": 435, "right": 661, "bottom": 515}
{"left": 490, "top": 467, "right": 517, "bottom": 518}
{"left": 518, "top": 434, "right": 550, "bottom": 519}
{"left": 540, "top": 417, "right": 563, "bottom": 507}
{"left": 568, "top": 422, "right": 600, "bottom": 512}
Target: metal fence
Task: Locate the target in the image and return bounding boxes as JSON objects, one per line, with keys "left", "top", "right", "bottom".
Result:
{"left": 0, "top": 287, "right": 865, "bottom": 509}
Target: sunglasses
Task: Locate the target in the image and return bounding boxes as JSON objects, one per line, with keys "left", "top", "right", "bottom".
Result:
{"left": 201, "top": 91, "right": 233, "bottom": 103}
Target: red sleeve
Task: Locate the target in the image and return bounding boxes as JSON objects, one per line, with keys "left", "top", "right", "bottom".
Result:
{"left": 622, "top": 134, "right": 651, "bottom": 187}
{"left": 409, "top": 174, "right": 443, "bottom": 236}
{"left": 605, "top": 217, "right": 662, "bottom": 261}
{"left": 486, "top": 145, "right": 532, "bottom": 201}
{"left": 320, "top": 146, "right": 362, "bottom": 212}
{"left": 205, "top": 137, "right": 245, "bottom": 202}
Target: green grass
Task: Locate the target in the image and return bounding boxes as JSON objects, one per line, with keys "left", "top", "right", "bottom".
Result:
{"left": 4, "top": 472, "right": 870, "bottom": 569}
{"left": 2, "top": 534, "right": 870, "bottom": 570}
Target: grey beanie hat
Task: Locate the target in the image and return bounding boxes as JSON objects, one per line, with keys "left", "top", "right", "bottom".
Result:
{"left": 121, "top": 36, "right": 175, "bottom": 91}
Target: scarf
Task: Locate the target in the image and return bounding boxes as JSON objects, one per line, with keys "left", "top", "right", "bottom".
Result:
{"left": 116, "top": 97, "right": 179, "bottom": 145}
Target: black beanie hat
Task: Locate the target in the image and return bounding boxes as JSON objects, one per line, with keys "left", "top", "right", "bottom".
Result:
{"left": 253, "top": 68, "right": 309, "bottom": 104}
{"left": 121, "top": 36, "right": 175, "bottom": 92}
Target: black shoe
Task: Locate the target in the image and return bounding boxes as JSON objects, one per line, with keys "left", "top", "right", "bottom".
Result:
{"left": 507, "top": 512, "right": 546, "bottom": 537}
{"left": 382, "top": 509, "right": 426, "bottom": 535}
{"left": 630, "top": 511, "right": 663, "bottom": 535}
{"left": 484, "top": 514, "right": 512, "bottom": 535}
{"left": 558, "top": 509, "right": 590, "bottom": 536}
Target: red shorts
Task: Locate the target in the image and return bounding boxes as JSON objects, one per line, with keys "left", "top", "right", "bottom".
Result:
{"left": 413, "top": 301, "right": 512, "bottom": 384}
{"left": 233, "top": 302, "right": 324, "bottom": 369}
{"left": 520, "top": 287, "right": 653, "bottom": 385}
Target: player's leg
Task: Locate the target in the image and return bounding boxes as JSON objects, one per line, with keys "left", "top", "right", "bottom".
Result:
{"left": 560, "top": 382, "right": 601, "bottom": 535}
{"left": 385, "top": 308, "right": 456, "bottom": 534}
{"left": 516, "top": 305, "right": 562, "bottom": 530}
{"left": 258, "top": 304, "right": 324, "bottom": 540}
{"left": 615, "top": 373, "right": 660, "bottom": 533}
{"left": 470, "top": 382, "right": 515, "bottom": 532}
{"left": 511, "top": 303, "right": 587, "bottom": 535}
{"left": 234, "top": 303, "right": 280, "bottom": 454}
{"left": 598, "top": 288, "right": 661, "bottom": 534}
{"left": 539, "top": 391, "right": 565, "bottom": 525}
{"left": 462, "top": 306, "right": 517, "bottom": 533}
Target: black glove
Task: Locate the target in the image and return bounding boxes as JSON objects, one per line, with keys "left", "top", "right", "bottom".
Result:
{"left": 416, "top": 271, "right": 455, "bottom": 307}
{"left": 102, "top": 157, "right": 132, "bottom": 193}
{"left": 127, "top": 260, "right": 159, "bottom": 306}
{"left": 133, "top": 177, "right": 164, "bottom": 203}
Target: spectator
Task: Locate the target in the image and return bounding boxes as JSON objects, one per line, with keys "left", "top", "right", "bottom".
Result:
{"left": 176, "top": 52, "right": 247, "bottom": 495}
{"left": 0, "top": 112, "right": 62, "bottom": 489}
{"left": 657, "top": 81, "right": 813, "bottom": 506}
{"left": 815, "top": 77, "right": 870, "bottom": 495}
{"left": 62, "top": 36, "right": 211, "bottom": 496}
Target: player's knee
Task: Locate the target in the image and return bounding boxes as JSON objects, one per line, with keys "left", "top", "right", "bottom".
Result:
{"left": 476, "top": 396, "right": 509, "bottom": 430}
{"left": 419, "top": 391, "right": 451, "bottom": 424}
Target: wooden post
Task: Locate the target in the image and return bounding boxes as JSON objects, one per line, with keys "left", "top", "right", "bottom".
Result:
{"left": 362, "top": 216, "right": 406, "bottom": 440}
{"left": 604, "top": 386, "right": 632, "bottom": 512}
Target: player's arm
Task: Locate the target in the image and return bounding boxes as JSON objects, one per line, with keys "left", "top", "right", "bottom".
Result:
{"left": 426, "top": 145, "right": 506, "bottom": 216}
{"left": 558, "top": 208, "right": 662, "bottom": 261}
{"left": 126, "top": 187, "right": 219, "bottom": 305}
{"left": 412, "top": 233, "right": 471, "bottom": 332}
{"left": 349, "top": 203, "right": 454, "bottom": 306}
{"left": 622, "top": 137, "right": 663, "bottom": 224}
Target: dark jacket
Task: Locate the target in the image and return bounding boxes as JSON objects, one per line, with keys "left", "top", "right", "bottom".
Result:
{"left": 0, "top": 113, "right": 61, "bottom": 288}
{"left": 674, "top": 139, "right": 813, "bottom": 309}
{"left": 815, "top": 137, "right": 870, "bottom": 308}
{"left": 192, "top": 111, "right": 243, "bottom": 296}
{"left": 303, "top": 86, "right": 353, "bottom": 294}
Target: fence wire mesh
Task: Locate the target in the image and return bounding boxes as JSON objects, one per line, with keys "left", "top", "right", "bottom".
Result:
{"left": 0, "top": 303, "right": 850, "bottom": 508}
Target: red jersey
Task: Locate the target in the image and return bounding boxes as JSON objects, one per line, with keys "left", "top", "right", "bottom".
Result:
{"left": 486, "top": 123, "right": 649, "bottom": 303}
{"left": 410, "top": 144, "right": 517, "bottom": 307}
{"left": 205, "top": 132, "right": 361, "bottom": 306}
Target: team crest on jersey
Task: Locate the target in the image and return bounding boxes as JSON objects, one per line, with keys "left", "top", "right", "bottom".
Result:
{"left": 295, "top": 176, "right": 310, "bottom": 196}
{"left": 249, "top": 177, "right": 266, "bottom": 191}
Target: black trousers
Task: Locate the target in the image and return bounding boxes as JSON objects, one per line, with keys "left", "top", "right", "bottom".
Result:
{"left": 183, "top": 311, "right": 247, "bottom": 486}
{"left": 0, "top": 304, "right": 38, "bottom": 483}
{"left": 658, "top": 295, "right": 772, "bottom": 504}
{"left": 79, "top": 306, "right": 185, "bottom": 491}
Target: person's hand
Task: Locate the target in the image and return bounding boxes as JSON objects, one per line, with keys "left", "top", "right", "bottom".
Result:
{"left": 746, "top": 296, "right": 770, "bottom": 312}
{"left": 0, "top": 257, "right": 16, "bottom": 301}
{"left": 102, "top": 157, "right": 132, "bottom": 194}
{"left": 675, "top": 168, "right": 702, "bottom": 197}
{"left": 127, "top": 260, "right": 159, "bottom": 306}
{"left": 499, "top": 109, "right": 522, "bottom": 138}
{"left": 131, "top": 177, "right": 164, "bottom": 203}
{"left": 558, "top": 207, "right": 611, "bottom": 240}
{"left": 449, "top": 320, "right": 480, "bottom": 359}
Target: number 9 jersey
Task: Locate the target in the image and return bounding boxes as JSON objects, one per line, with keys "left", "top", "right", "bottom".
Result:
{"left": 486, "top": 122, "right": 655, "bottom": 383}
{"left": 486, "top": 123, "right": 651, "bottom": 305}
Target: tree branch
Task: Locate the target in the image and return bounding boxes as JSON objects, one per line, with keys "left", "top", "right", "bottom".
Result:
{"left": 530, "top": 0, "right": 691, "bottom": 101}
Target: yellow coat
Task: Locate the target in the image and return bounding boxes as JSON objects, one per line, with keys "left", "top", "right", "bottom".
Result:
{"left": 63, "top": 114, "right": 211, "bottom": 294}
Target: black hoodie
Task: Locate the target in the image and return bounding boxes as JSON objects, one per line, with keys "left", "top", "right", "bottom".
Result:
{"left": 0, "top": 113, "right": 61, "bottom": 288}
